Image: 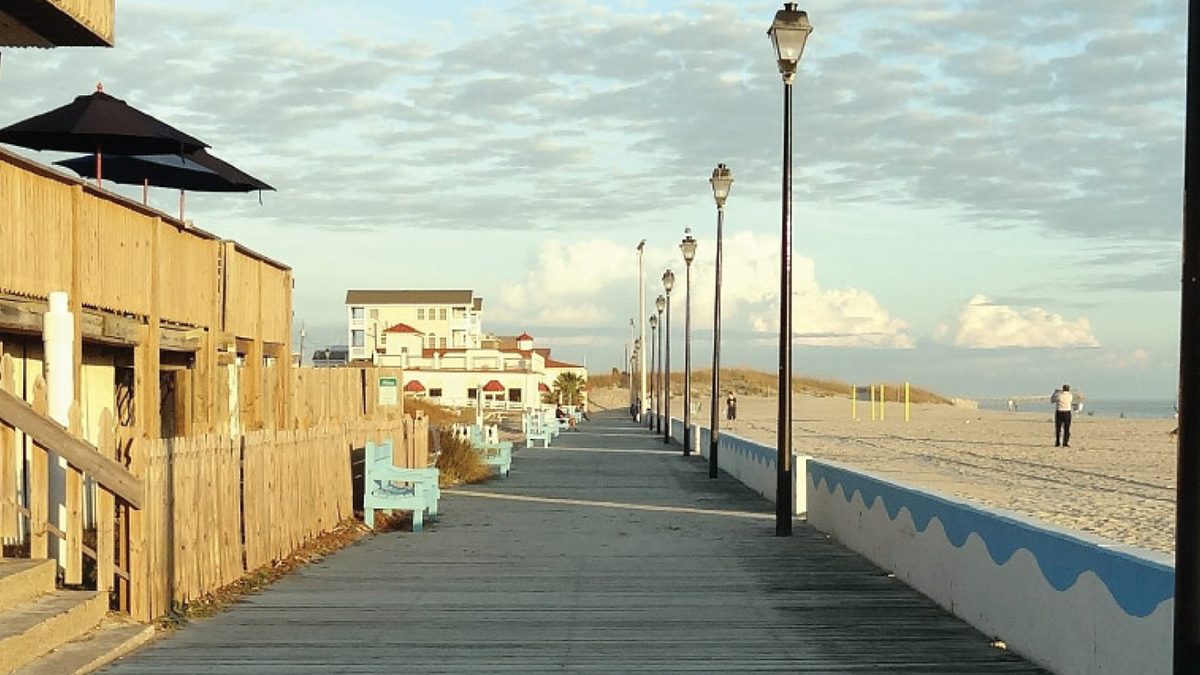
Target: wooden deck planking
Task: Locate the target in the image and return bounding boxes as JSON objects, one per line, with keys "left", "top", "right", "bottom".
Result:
{"left": 103, "top": 411, "right": 1046, "bottom": 674}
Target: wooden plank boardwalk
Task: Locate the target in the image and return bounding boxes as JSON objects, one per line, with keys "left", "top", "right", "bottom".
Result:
{"left": 102, "top": 410, "right": 1047, "bottom": 673}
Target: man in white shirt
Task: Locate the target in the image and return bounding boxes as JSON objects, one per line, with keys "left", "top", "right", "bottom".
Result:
{"left": 1051, "top": 384, "right": 1074, "bottom": 447}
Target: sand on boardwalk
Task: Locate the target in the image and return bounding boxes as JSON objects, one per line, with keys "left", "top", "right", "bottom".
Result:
{"left": 589, "top": 387, "right": 1176, "bottom": 554}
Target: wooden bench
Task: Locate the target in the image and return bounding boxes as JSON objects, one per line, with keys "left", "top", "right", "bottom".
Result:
{"left": 364, "top": 440, "right": 439, "bottom": 532}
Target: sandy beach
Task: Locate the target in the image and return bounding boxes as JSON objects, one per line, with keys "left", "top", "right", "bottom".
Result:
{"left": 590, "top": 387, "right": 1177, "bottom": 554}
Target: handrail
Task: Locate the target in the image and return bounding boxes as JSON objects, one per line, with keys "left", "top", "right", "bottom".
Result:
{"left": 0, "top": 388, "right": 143, "bottom": 508}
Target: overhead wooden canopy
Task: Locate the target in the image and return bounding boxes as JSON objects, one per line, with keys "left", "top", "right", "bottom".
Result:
{"left": 0, "top": 0, "right": 114, "bottom": 48}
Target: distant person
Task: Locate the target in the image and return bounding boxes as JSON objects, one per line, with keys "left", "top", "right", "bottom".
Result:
{"left": 726, "top": 391, "right": 738, "bottom": 421}
{"left": 1007, "top": 399, "right": 1015, "bottom": 413}
{"left": 1051, "top": 384, "right": 1074, "bottom": 447}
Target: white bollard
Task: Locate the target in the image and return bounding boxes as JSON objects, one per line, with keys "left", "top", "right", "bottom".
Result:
{"left": 43, "top": 291, "right": 74, "bottom": 572}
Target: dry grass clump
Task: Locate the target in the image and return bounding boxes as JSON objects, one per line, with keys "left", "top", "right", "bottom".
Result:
{"left": 588, "top": 372, "right": 623, "bottom": 389}
{"left": 405, "top": 397, "right": 473, "bottom": 426}
{"left": 434, "top": 430, "right": 493, "bottom": 487}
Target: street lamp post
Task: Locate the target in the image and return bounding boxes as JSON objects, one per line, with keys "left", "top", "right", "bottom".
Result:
{"left": 708, "top": 163, "right": 733, "bottom": 479}
{"left": 655, "top": 295, "right": 665, "bottom": 433}
{"left": 768, "top": 3, "right": 812, "bottom": 537}
{"left": 662, "top": 270, "right": 675, "bottom": 445}
{"left": 680, "top": 231, "right": 698, "bottom": 456}
{"left": 1176, "top": 0, "right": 1200, "bottom": 668}
{"left": 649, "top": 314, "right": 658, "bottom": 430}
{"left": 638, "top": 240, "right": 648, "bottom": 422}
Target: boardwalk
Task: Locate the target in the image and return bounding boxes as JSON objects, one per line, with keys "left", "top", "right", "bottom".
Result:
{"left": 103, "top": 411, "right": 1046, "bottom": 673}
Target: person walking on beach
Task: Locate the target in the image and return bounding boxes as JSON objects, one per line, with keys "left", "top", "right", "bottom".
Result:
{"left": 1051, "top": 384, "right": 1074, "bottom": 447}
{"left": 726, "top": 391, "right": 737, "bottom": 422}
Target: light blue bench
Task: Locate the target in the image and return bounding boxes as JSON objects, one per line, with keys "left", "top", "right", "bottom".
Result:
{"left": 523, "top": 410, "right": 554, "bottom": 447}
{"left": 364, "top": 439, "right": 440, "bottom": 532}
{"left": 467, "top": 426, "right": 513, "bottom": 477}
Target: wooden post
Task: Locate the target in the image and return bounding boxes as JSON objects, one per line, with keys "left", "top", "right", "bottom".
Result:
{"left": 96, "top": 410, "right": 115, "bottom": 595}
{"left": 29, "top": 379, "right": 49, "bottom": 559}
{"left": 64, "top": 404, "right": 83, "bottom": 584}
{"left": 0, "top": 354, "right": 16, "bottom": 540}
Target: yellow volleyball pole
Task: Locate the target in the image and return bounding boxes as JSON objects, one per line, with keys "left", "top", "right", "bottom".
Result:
{"left": 905, "top": 381, "right": 911, "bottom": 422}
{"left": 851, "top": 385, "right": 857, "bottom": 420}
{"left": 869, "top": 385, "right": 876, "bottom": 421}
{"left": 880, "top": 384, "right": 886, "bottom": 421}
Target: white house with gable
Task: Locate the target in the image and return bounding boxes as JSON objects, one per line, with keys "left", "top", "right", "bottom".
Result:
{"left": 345, "top": 289, "right": 587, "bottom": 408}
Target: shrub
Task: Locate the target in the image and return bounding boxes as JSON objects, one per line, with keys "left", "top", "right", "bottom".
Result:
{"left": 434, "top": 430, "right": 492, "bottom": 487}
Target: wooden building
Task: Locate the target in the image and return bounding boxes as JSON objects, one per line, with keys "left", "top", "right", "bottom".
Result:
{"left": 0, "top": 0, "right": 116, "bottom": 47}
{"left": 0, "top": 146, "right": 293, "bottom": 447}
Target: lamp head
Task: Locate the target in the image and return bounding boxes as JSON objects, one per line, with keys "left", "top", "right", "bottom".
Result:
{"left": 649, "top": 314, "right": 657, "bottom": 330}
{"left": 680, "top": 229, "right": 698, "bottom": 265}
{"left": 768, "top": 3, "right": 812, "bottom": 84}
{"left": 656, "top": 294, "right": 666, "bottom": 313}
{"left": 710, "top": 163, "right": 734, "bottom": 207}
{"left": 662, "top": 268, "right": 675, "bottom": 293}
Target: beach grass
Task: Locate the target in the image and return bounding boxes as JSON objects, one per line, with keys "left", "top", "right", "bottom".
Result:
{"left": 590, "top": 368, "right": 951, "bottom": 405}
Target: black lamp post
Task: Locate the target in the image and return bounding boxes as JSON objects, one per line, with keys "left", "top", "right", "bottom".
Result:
{"left": 655, "top": 295, "right": 665, "bottom": 432}
{"left": 662, "top": 270, "right": 675, "bottom": 445}
{"left": 768, "top": 3, "right": 812, "bottom": 537}
{"left": 681, "top": 230, "right": 698, "bottom": 456}
{"left": 708, "top": 163, "right": 733, "bottom": 478}
{"left": 1176, "top": 0, "right": 1200, "bottom": 668}
{"left": 649, "top": 314, "right": 658, "bottom": 431}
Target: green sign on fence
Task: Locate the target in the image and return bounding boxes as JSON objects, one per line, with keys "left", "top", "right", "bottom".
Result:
{"left": 378, "top": 377, "right": 398, "bottom": 406}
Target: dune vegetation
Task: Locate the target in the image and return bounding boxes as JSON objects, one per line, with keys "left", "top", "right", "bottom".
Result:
{"left": 590, "top": 368, "right": 952, "bottom": 405}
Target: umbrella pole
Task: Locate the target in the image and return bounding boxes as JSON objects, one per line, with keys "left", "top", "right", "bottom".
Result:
{"left": 179, "top": 190, "right": 185, "bottom": 221}
{"left": 142, "top": 179, "right": 148, "bottom": 205}
{"left": 94, "top": 141, "right": 102, "bottom": 188}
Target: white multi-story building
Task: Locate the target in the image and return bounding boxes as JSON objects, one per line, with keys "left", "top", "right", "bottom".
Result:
{"left": 343, "top": 289, "right": 588, "bottom": 408}
{"left": 345, "top": 289, "right": 483, "bottom": 362}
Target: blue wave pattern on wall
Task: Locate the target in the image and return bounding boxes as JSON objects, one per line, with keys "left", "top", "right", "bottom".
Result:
{"left": 718, "top": 432, "right": 775, "bottom": 465}
{"left": 809, "top": 460, "right": 1174, "bottom": 618}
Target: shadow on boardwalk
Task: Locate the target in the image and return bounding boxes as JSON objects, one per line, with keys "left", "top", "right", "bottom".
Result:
{"left": 103, "top": 410, "right": 1046, "bottom": 673}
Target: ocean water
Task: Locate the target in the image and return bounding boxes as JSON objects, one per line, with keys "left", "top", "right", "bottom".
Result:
{"left": 977, "top": 398, "right": 1176, "bottom": 419}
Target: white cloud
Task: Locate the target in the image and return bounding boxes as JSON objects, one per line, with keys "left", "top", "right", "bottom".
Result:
{"left": 491, "top": 232, "right": 913, "bottom": 348}
{"left": 1089, "top": 347, "right": 1152, "bottom": 370}
{"left": 935, "top": 295, "right": 1100, "bottom": 349}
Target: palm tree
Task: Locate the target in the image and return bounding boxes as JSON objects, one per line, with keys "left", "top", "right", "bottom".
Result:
{"left": 548, "top": 372, "right": 586, "bottom": 406}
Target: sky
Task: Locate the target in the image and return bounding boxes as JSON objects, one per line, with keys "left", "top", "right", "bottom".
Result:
{"left": 0, "top": 0, "right": 1186, "bottom": 400}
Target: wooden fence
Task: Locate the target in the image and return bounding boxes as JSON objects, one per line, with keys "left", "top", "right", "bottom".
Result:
{"left": 3, "top": 363, "right": 429, "bottom": 620}
{"left": 291, "top": 366, "right": 405, "bottom": 430}
{"left": 136, "top": 412, "right": 428, "bottom": 615}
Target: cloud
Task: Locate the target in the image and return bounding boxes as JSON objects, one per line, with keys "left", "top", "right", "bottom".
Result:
{"left": 935, "top": 295, "right": 1100, "bottom": 349}
{"left": 1089, "top": 347, "right": 1152, "bottom": 370}
{"left": 490, "top": 232, "right": 913, "bottom": 348}
{"left": 0, "top": 0, "right": 1183, "bottom": 241}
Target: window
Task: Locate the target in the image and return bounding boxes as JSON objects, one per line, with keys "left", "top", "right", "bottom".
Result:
{"left": 509, "top": 388, "right": 522, "bottom": 403}
{"left": 439, "top": 337, "right": 447, "bottom": 348}
{"left": 467, "top": 388, "right": 478, "bottom": 399}
{"left": 351, "top": 330, "right": 364, "bottom": 347}
{"left": 351, "top": 307, "right": 364, "bottom": 321}
{"left": 439, "top": 308, "right": 447, "bottom": 320}
{"left": 429, "top": 388, "right": 443, "bottom": 398}
{"left": 417, "top": 308, "right": 425, "bottom": 320}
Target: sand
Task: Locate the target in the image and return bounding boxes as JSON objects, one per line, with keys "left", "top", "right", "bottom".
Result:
{"left": 588, "top": 387, "right": 1177, "bottom": 554}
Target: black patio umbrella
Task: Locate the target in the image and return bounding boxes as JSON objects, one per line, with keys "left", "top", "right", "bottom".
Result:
{"left": 0, "top": 84, "right": 208, "bottom": 187}
{"left": 54, "top": 149, "right": 273, "bottom": 220}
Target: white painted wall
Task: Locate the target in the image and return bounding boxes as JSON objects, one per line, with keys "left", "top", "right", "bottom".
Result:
{"left": 805, "top": 460, "right": 1173, "bottom": 675}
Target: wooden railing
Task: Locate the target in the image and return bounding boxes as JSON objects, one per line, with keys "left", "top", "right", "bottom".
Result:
{"left": 0, "top": 356, "right": 142, "bottom": 609}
